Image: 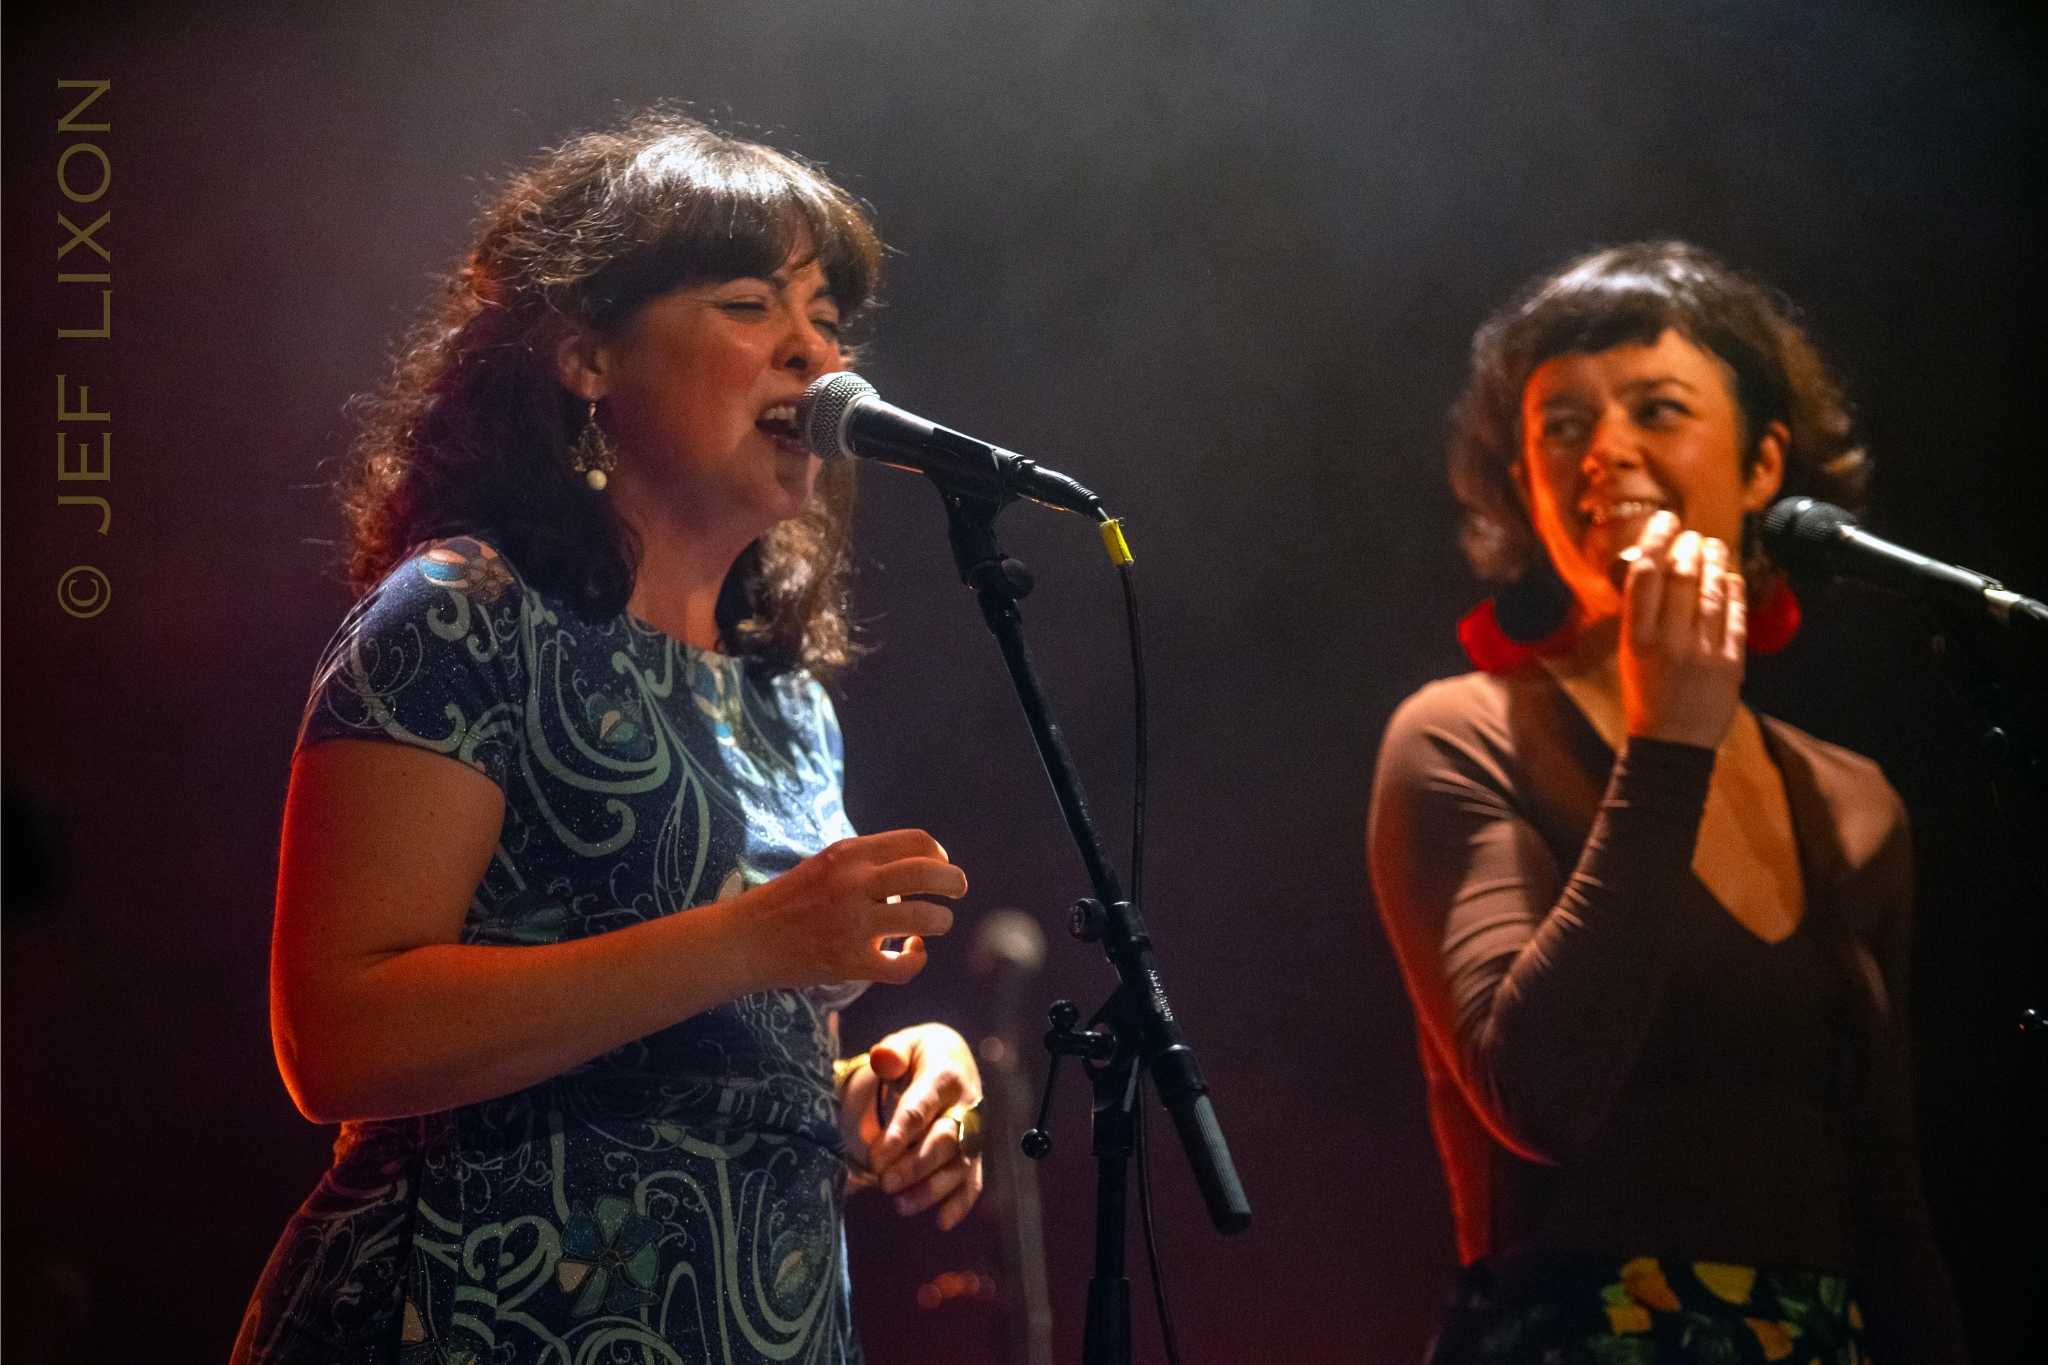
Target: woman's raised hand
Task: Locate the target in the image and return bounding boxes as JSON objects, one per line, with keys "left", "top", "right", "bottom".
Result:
{"left": 1619, "top": 510, "right": 1747, "bottom": 749}
{"left": 740, "top": 830, "right": 965, "bottom": 989}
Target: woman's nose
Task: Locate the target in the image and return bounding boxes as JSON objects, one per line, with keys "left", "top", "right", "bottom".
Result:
{"left": 1580, "top": 407, "right": 1642, "bottom": 477}
{"left": 778, "top": 314, "right": 837, "bottom": 375}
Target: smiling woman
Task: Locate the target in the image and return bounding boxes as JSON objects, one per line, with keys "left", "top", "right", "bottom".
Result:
{"left": 1368, "top": 243, "right": 1968, "bottom": 1363}
{"left": 1516, "top": 328, "right": 1785, "bottom": 627}
{"left": 1448, "top": 241, "right": 1868, "bottom": 608}
{"left": 231, "top": 110, "right": 986, "bottom": 1365}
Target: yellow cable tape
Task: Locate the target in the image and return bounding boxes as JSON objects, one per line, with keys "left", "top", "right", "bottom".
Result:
{"left": 1098, "top": 518, "right": 1134, "bottom": 566}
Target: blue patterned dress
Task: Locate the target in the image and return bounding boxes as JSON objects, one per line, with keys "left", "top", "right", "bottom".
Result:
{"left": 232, "top": 537, "right": 868, "bottom": 1365}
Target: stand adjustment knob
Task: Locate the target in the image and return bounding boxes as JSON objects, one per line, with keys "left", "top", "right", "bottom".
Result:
{"left": 1069, "top": 897, "right": 1106, "bottom": 942}
{"left": 1023, "top": 1000, "right": 1080, "bottom": 1162}
{"left": 998, "top": 556, "right": 1035, "bottom": 596}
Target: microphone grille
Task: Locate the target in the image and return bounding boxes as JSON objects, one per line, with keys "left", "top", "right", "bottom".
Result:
{"left": 1761, "top": 496, "right": 1854, "bottom": 573}
{"left": 972, "top": 908, "right": 1048, "bottom": 977}
{"left": 796, "top": 371, "right": 875, "bottom": 461}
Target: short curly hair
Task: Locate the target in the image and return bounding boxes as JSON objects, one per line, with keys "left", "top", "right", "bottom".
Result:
{"left": 1448, "top": 241, "right": 1869, "bottom": 587}
{"left": 341, "top": 106, "right": 883, "bottom": 678}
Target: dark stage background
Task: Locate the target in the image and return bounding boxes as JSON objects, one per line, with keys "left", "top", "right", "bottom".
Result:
{"left": 5, "top": 3, "right": 2044, "bottom": 1361}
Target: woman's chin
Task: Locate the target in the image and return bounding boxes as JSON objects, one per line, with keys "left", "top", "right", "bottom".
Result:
{"left": 1554, "top": 562, "right": 1620, "bottom": 621}
{"left": 767, "top": 477, "right": 815, "bottom": 519}
{"left": 1582, "top": 521, "right": 1641, "bottom": 568}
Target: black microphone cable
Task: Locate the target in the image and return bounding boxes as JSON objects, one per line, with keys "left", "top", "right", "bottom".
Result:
{"left": 1096, "top": 513, "right": 1185, "bottom": 1365}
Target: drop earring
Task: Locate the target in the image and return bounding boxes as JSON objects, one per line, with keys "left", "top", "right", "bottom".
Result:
{"left": 568, "top": 400, "right": 617, "bottom": 492}
{"left": 1490, "top": 556, "right": 1575, "bottom": 643}
{"left": 1457, "top": 556, "right": 1578, "bottom": 674}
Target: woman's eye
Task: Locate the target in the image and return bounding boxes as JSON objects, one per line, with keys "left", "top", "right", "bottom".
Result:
{"left": 810, "top": 316, "right": 842, "bottom": 340}
{"left": 1541, "top": 416, "right": 1587, "bottom": 445}
{"left": 720, "top": 299, "right": 770, "bottom": 315}
{"left": 1637, "top": 398, "right": 1688, "bottom": 424}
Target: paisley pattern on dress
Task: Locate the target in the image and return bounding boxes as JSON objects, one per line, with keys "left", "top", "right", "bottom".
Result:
{"left": 233, "top": 537, "right": 868, "bottom": 1365}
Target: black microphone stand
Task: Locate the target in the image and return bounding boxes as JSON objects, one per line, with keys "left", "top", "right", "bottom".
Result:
{"left": 933, "top": 488, "right": 1251, "bottom": 1365}
{"left": 1924, "top": 610, "right": 2048, "bottom": 1059}
{"left": 1926, "top": 617, "right": 2048, "bottom": 804}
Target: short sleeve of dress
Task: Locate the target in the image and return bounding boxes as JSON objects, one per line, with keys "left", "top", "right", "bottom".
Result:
{"left": 298, "top": 537, "right": 528, "bottom": 793}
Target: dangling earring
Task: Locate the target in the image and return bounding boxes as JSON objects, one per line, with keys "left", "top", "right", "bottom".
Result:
{"left": 1741, "top": 509, "right": 1802, "bottom": 654}
{"left": 1747, "top": 576, "right": 1802, "bottom": 654}
{"left": 1457, "top": 557, "right": 1578, "bottom": 675}
{"left": 568, "top": 400, "right": 617, "bottom": 492}
{"left": 1491, "top": 555, "right": 1575, "bottom": 643}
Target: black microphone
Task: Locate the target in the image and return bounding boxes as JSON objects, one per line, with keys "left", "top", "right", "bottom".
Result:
{"left": 797, "top": 372, "right": 1105, "bottom": 517}
{"left": 1763, "top": 497, "right": 2047, "bottom": 638}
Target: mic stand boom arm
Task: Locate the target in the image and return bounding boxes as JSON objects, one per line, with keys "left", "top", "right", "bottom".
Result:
{"left": 935, "top": 488, "right": 1251, "bottom": 1365}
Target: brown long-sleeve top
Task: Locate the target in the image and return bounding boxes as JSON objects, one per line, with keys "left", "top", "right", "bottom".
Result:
{"left": 1368, "top": 667, "right": 1964, "bottom": 1361}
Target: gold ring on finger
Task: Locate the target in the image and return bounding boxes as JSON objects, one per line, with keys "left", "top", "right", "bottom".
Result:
{"left": 942, "top": 1096, "right": 986, "bottom": 1159}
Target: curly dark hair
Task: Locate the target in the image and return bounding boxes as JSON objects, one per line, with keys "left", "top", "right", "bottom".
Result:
{"left": 341, "top": 107, "right": 883, "bottom": 678}
{"left": 1448, "top": 241, "right": 1869, "bottom": 589}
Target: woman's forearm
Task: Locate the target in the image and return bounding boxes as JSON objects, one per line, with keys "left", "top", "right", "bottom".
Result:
{"left": 1472, "top": 736, "right": 1715, "bottom": 1152}
{"left": 271, "top": 744, "right": 959, "bottom": 1125}
{"left": 273, "top": 896, "right": 766, "bottom": 1123}
{"left": 1373, "top": 690, "right": 1717, "bottom": 1162}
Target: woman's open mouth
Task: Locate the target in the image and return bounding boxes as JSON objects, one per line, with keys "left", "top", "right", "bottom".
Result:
{"left": 1582, "top": 498, "right": 1665, "bottom": 528}
{"left": 755, "top": 403, "right": 808, "bottom": 456}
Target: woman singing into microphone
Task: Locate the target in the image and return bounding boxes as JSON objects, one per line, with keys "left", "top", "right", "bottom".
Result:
{"left": 233, "top": 109, "right": 983, "bottom": 1364}
{"left": 1369, "top": 242, "right": 1965, "bottom": 1362}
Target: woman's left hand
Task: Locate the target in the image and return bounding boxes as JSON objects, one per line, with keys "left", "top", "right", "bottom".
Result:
{"left": 840, "top": 1023, "right": 984, "bottom": 1231}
